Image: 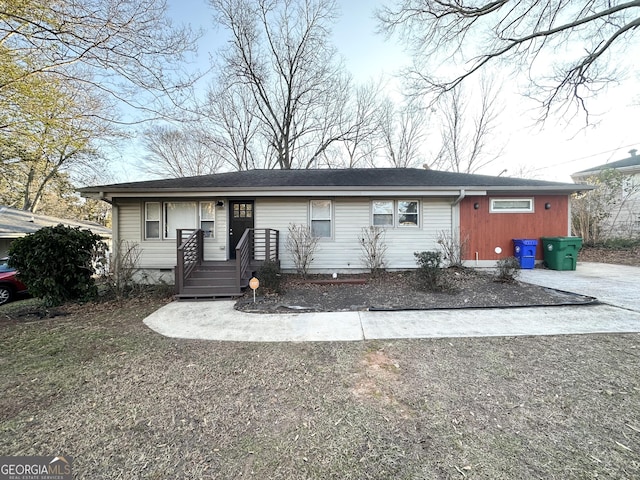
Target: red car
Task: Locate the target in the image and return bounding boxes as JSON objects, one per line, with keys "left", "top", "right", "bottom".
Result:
{"left": 0, "top": 257, "right": 28, "bottom": 305}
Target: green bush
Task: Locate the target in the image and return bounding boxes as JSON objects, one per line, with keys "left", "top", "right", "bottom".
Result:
{"left": 257, "top": 260, "right": 282, "bottom": 294}
{"left": 414, "top": 251, "right": 443, "bottom": 291}
{"left": 495, "top": 256, "right": 521, "bottom": 283}
{"left": 9, "top": 224, "right": 106, "bottom": 306}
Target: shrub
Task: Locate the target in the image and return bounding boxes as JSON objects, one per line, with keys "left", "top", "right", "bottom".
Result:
{"left": 101, "top": 240, "right": 142, "bottom": 300}
{"left": 257, "top": 259, "right": 282, "bottom": 294}
{"left": 285, "top": 223, "right": 319, "bottom": 278}
{"left": 495, "top": 256, "right": 521, "bottom": 283}
{"left": 414, "top": 251, "right": 443, "bottom": 291}
{"left": 437, "top": 228, "right": 469, "bottom": 267}
{"left": 9, "top": 224, "right": 106, "bottom": 306}
{"left": 358, "top": 226, "right": 387, "bottom": 276}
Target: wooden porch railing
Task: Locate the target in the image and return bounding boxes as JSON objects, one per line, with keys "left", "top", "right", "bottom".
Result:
{"left": 175, "top": 228, "right": 278, "bottom": 295}
{"left": 176, "top": 229, "right": 204, "bottom": 293}
{"left": 235, "top": 228, "right": 279, "bottom": 291}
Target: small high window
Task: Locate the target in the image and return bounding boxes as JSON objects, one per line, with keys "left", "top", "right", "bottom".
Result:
{"left": 490, "top": 198, "right": 534, "bottom": 213}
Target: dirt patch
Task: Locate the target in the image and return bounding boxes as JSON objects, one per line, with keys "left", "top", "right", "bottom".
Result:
{"left": 236, "top": 268, "right": 594, "bottom": 313}
{"left": 579, "top": 245, "right": 640, "bottom": 266}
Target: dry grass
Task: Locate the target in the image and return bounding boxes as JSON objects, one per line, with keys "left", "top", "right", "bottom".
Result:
{"left": 1, "top": 295, "right": 640, "bottom": 479}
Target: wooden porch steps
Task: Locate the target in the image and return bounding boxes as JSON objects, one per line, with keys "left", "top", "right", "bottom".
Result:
{"left": 174, "top": 261, "right": 255, "bottom": 300}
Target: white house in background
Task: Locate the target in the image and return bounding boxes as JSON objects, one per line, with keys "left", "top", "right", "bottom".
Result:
{"left": 0, "top": 205, "right": 112, "bottom": 257}
{"left": 571, "top": 148, "right": 640, "bottom": 238}
{"left": 79, "top": 168, "right": 585, "bottom": 299}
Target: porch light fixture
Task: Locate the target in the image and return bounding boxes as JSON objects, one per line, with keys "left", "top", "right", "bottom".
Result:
{"left": 474, "top": 202, "right": 480, "bottom": 209}
{"left": 216, "top": 200, "right": 224, "bottom": 208}
{"left": 545, "top": 202, "right": 551, "bottom": 209}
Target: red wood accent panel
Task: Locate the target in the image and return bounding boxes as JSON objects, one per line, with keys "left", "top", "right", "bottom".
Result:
{"left": 460, "top": 195, "right": 569, "bottom": 260}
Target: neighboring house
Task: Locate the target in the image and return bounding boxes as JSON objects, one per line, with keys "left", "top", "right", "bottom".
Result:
{"left": 571, "top": 149, "right": 640, "bottom": 238}
{"left": 0, "top": 206, "right": 112, "bottom": 258}
{"left": 80, "top": 168, "right": 585, "bottom": 298}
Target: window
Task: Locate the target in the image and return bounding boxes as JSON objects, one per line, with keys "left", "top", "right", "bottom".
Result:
{"left": 145, "top": 202, "right": 160, "bottom": 239}
{"left": 372, "top": 201, "right": 394, "bottom": 227}
{"left": 398, "top": 201, "right": 419, "bottom": 226}
{"left": 164, "top": 202, "right": 197, "bottom": 239}
{"left": 490, "top": 198, "right": 534, "bottom": 213}
{"left": 200, "top": 202, "right": 216, "bottom": 238}
{"left": 371, "top": 200, "right": 419, "bottom": 227}
{"left": 310, "top": 200, "right": 332, "bottom": 238}
{"left": 233, "top": 202, "right": 253, "bottom": 219}
{"left": 144, "top": 201, "right": 219, "bottom": 240}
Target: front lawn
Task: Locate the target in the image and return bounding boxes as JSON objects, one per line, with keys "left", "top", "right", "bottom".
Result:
{"left": 1, "top": 296, "right": 639, "bottom": 479}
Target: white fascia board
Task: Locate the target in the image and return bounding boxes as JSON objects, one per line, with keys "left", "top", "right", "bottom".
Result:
{"left": 93, "top": 188, "right": 491, "bottom": 199}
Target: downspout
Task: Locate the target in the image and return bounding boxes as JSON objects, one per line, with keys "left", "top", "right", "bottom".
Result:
{"left": 451, "top": 190, "right": 465, "bottom": 265}
{"left": 452, "top": 189, "right": 466, "bottom": 206}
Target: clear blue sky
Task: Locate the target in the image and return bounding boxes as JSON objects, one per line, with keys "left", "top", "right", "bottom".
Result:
{"left": 111, "top": 0, "right": 639, "bottom": 183}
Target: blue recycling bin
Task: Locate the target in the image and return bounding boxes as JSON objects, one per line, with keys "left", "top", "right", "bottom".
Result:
{"left": 512, "top": 238, "right": 538, "bottom": 269}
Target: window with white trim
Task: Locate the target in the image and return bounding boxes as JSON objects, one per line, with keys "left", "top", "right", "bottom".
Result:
{"left": 200, "top": 202, "right": 216, "bottom": 238}
{"left": 490, "top": 198, "right": 534, "bottom": 213}
{"left": 164, "top": 202, "right": 198, "bottom": 239}
{"left": 372, "top": 200, "right": 394, "bottom": 226}
{"left": 310, "top": 200, "right": 332, "bottom": 238}
{"left": 144, "top": 201, "right": 217, "bottom": 240}
{"left": 145, "top": 202, "right": 160, "bottom": 239}
{"left": 398, "top": 200, "right": 419, "bottom": 226}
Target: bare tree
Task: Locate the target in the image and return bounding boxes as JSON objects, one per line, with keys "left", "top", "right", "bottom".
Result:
{"left": 376, "top": 98, "right": 428, "bottom": 168}
{"left": 201, "top": 84, "right": 262, "bottom": 171}
{"left": 141, "top": 125, "right": 225, "bottom": 178}
{"left": 432, "top": 78, "right": 503, "bottom": 173}
{"left": 208, "top": 0, "right": 361, "bottom": 169}
{"left": 377, "top": 1, "right": 640, "bottom": 122}
{"left": 319, "top": 81, "right": 383, "bottom": 168}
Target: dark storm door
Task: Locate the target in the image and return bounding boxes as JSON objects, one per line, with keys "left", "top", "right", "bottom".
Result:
{"left": 229, "top": 200, "right": 255, "bottom": 259}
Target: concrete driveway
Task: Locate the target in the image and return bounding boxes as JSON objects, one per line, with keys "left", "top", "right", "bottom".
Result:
{"left": 144, "top": 262, "right": 640, "bottom": 342}
{"left": 519, "top": 262, "right": 640, "bottom": 312}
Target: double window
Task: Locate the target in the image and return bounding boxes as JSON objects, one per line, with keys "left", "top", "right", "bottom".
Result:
{"left": 372, "top": 200, "right": 419, "bottom": 227}
{"left": 145, "top": 201, "right": 217, "bottom": 239}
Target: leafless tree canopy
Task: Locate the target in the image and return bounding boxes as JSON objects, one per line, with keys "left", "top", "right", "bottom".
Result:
{"left": 377, "top": 99, "right": 428, "bottom": 168}
{"left": 141, "top": 126, "right": 225, "bottom": 178}
{"left": 432, "top": 78, "right": 503, "bottom": 173}
{"left": 378, "top": 1, "right": 640, "bottom": 122}
{"left": 207, "top": 0, "right": 368, "bottom": 169}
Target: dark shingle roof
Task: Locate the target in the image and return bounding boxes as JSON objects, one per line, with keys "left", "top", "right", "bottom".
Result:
{"left": 80, "top": 168, "right": 581, "bottom": 194}
{"left": 572, "top": 153, "right": 640, "bottom": 176}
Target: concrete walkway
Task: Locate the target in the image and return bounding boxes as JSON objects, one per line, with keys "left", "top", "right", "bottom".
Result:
{"left": 143, "top": 262, "right": 640, "bottom": 342}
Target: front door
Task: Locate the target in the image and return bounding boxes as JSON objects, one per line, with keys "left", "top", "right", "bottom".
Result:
{"left": 229, "top": 200, "right": 255, "bottom": 259}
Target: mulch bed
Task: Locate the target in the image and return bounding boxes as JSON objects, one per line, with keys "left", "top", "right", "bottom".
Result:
{"left": 236, "top": 268, "right": 595, "bottom": 314}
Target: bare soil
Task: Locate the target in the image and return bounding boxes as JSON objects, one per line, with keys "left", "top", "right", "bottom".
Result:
{"left": 1, "top": 296, "right": 639, "bottom": 479}
{"left": 236, "top": 268, "right": 594, "bottom": 314}
{"left": 579, "top": 245, "right": 640, "bottom": 266}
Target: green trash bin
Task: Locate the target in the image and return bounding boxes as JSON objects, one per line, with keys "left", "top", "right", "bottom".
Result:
{"left": 541, "top": 237, "right": 583, "bottom": 271}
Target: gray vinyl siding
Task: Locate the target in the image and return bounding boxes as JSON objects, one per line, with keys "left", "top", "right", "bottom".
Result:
{"left": 115, "top": 198, "right": 228, "bottom": 271}
{"left": 115, "top": 196, "right": 454, "bottom": 274}
{"left": 255, "top": 197, "right": 453, "bottom": 272}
